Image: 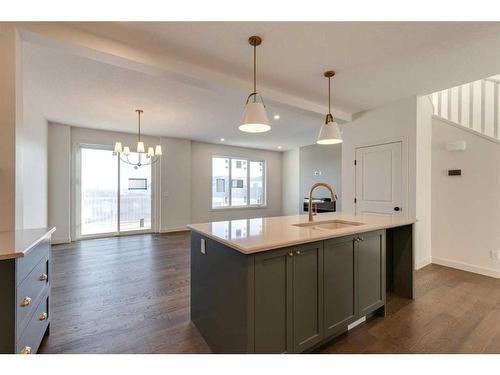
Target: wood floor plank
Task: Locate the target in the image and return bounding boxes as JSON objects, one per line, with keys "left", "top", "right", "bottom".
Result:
{"left": 39, "top": 233, "right": 500, "bottom": 354}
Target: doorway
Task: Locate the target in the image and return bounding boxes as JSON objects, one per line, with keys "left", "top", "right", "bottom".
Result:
{"left": 354, "top": 141, "right": 406, "bottom": 216}
{"left": 76, "top": 145, "right": 153, "bottom": 239}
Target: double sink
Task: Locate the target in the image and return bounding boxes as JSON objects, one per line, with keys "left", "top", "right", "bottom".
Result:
{"left": 292, "top": 219, "right": 364, "bottom": 232}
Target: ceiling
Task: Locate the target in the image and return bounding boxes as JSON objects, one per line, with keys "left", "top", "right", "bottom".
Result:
{"left": 24, "top": 41, "right": 323, "bottom": 150}
{"left": 23, "top": 22, "right": 500, "bottom": 150}
{"left": 71, "top": 22, "right": 500, "bottom": 113}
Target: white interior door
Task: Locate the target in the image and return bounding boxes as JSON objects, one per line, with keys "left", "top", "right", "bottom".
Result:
{"left": 355, "top": 141, "right": 404, "bottom": 216}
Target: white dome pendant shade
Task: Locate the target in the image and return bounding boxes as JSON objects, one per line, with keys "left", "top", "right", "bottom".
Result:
{"left": 239, "top": 96, "right": 271, "bottom": 133}
{"left": 317, "top": 115, "right": 342, "bottom": 145}
{"left": 317, "top": 70, "right": 343, "bottom": 145}
{"left": 239, "top": 35, "right": 271, "bottom": 133}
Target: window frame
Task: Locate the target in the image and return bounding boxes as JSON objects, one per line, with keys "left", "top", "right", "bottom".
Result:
{"left": 211, "top": 155, "right": 267, "bottom": 210}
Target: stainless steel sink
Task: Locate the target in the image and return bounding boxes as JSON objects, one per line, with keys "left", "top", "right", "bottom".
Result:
{"left": 292, "top": 219, "right": 364, "bottom": 231}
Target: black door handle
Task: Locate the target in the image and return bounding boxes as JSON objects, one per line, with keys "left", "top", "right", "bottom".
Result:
{"left": 394, "top": 207, "right": 401, "bottom": 211}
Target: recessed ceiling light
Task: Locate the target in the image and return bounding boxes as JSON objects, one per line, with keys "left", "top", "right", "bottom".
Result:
{"left": 220, "top": 138, "right": 225, "bottom": 142}
{"left": 273, "top": 114, "right": 280, "bottom": 120}
{"left": 277, "top": 146, "right": 282, "bottom": 150}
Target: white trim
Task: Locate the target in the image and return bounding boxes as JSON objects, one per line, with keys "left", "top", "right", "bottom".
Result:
{"left": 433, "top": 115, "right": 500, "bottom": 145}
{"left": 431, "top": 257, "right": 500, "bottom": 279}
{"left": 159, "top": 227, "right": 190, "bottom": 234}
{"left": 415, "top": 257, "right": 432, "bottom": 270}
{"left": 51, "top": 236, "right": 71, "bottom": 245}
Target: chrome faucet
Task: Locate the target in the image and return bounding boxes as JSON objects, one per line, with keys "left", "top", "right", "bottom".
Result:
{"left": 308, "top": 182, "right": 337, "bottom": 222}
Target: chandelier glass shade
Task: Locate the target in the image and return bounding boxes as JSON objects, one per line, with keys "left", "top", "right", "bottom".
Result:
{"left": 113, "top": 109, "right": 162, "bottom": 168}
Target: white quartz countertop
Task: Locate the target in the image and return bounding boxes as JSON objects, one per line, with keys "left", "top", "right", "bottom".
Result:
{"left": 0, "top": 227, "right": 56, "bottom": 260}
{"left": 188, "top": 212, "right": 416, "bottom": 254}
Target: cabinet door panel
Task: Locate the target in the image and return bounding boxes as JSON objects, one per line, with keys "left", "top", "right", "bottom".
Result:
{"left": 254, "top": 248, "right": 292, "bottom": 353}
{"left": 292, "top": 242, "right": 323, "bottom": 353}
{"left": 357, "top": 231, "right": 385, "bottom": 316}
{"left": 324, "top": 237, "right": 356, "bottom": 336}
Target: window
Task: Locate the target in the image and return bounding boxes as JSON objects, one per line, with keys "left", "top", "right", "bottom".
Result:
{"left": 128, "top": 178, "right": 148, "bottom": 190}
{"left": 212, "top": 156, "right": 266, "bottom": 208}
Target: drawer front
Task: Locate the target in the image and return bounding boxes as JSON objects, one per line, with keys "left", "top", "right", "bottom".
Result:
{"left": 16, "top": 237, "right": 50, "bottom": 286}
{"left": 16, "top": 256, "right": 49, "bottom": 336}
{"left": 16, "top": 295, "right": 49, "bottom": 354}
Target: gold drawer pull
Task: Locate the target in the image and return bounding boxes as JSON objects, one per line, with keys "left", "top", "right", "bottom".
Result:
{"left": 20, "top": 346, "right": 32, "bottom": 354}
{"left": 39, "top": 312, "right": 48, "bottom": 321}
{"left": 20, "top": 297, "right": 31, "bottom": 307}
{"left": 39, "top": 273, "right": 48, "bottom": 281}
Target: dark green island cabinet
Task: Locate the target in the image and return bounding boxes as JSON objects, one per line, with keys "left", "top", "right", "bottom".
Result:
{"left": 190, "top": 224, "right": 413, "bottom": 353}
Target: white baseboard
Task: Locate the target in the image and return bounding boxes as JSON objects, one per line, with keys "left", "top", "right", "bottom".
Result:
{"left": 52, "top": 236, "right": 71, "bottom": 245}
{"left": 415, "top": 257, "right": 432, "bottom": 270}
{"left": 431, "top": 257, "right": 500, "bottom": 279}
{"left": 159, "top": 226, "right": 190, "bottom": 234}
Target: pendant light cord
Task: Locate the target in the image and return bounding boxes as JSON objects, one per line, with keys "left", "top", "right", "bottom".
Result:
{"left": 253, "top": 43, "right": 257, "bottom": 103}
{"left": 328, "top": 76, "right": 331, "bottom": 114}
{"left": 137, "top": 110, "right": 141, "bottom": 142}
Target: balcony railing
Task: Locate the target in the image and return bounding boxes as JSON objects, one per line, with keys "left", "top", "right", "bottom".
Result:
{"left": 81, "top": 194, "right": 151, "bottom": 234}
{"left": 430, "top": 76, "right": 500, "bottom": 141}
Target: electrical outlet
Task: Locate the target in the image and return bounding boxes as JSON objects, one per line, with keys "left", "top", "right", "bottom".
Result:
{"left": 200, "top": 239, "right": 206, "bottom": 255}
{"left": 490, "top": 250, "right": 499, "bottom": 261}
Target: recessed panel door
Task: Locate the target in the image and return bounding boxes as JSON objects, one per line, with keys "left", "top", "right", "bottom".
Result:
{"left": 355, "top": 142, "right": 404, "bottom": 216}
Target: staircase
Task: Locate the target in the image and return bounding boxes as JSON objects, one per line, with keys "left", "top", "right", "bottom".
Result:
{"left": 430, "top": 75, "right": 500, "bottom": 142}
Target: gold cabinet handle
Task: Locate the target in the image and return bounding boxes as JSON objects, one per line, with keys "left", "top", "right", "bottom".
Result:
{"left": 296, "top": 250, "right": 301, "bottom": 255}
{"left": 20, "top": 346, "right": 32, "bottom": 354}
{"left": 20, "top": 296, "right": 31, "bottom": 307}
{"left": 39, "top": 312, "right": 48, "bottom": 321}
{"left": 39, "top": 273, "right": 48, "bottom": 281}
{"left": 288, "top": 251, "right": 294, "bottom": 257}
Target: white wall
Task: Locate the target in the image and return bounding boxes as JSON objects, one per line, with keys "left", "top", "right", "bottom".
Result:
{"left": 0, "top": 25, "right": 18, "bottom": 231}
{"left": 431, "top": 117, "right": 500, "bottom": 278}
{"left": 415, "top": 97, "right": 433, "bottom": 268}
{"left": 47, "top": 126, "right": 283, "bottom": 239}
{"left": 281, "top": 149, "right": 300, "bottom": 216}
{"left": 340, "top": 97, "right": 426, "bottom": 265}
{"left": 48, "top": 123, "right": 71, "bottom": 243}
{"left": 299, "top": 143, "right": 342, "bottom": 213}
{"left": 21, "top": 83, "right": 48, "bottom": 230}
{"left": 190, "top": 141, "right": 282, "bottom": 223}
{"left": 341, "top": 96, "right": 417, "bottom": 217}
{"left": 160, "top": 137, "right": 191, "bottom": 231}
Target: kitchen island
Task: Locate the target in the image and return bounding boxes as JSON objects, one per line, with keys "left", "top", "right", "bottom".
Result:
{"left": 188, "top": 213, "right": 415, "bottom": 353}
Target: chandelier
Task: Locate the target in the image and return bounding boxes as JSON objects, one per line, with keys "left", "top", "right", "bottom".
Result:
{"left": 113, "top": 109, "right": 162, "bottom": 168}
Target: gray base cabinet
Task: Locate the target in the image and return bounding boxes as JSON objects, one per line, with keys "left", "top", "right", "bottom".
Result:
{"left": 0, "top": 237, "right": 51, "bottom": 354}
{"left": 323, "top": 236, "right": 357, "bottom": 336}
{"left": 191, "top": 229, "right": 392, "bottom": 353}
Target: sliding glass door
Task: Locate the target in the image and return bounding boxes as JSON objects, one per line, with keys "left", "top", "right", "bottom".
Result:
{"left": 77, "top": 146, "right": 153, "bottom": 239}
{"left": 119, "top": 154, "right": 152, "bottom": 232}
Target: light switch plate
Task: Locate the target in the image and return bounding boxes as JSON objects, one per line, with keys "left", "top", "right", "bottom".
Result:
{"left": 200, "top": 238, "right": 206, "bottom": 254}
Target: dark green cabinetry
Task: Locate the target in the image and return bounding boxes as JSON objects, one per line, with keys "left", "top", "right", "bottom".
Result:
{"left": 254, "top": 247, "right": 292, "bottom": 353}
{"left": 323, "top": 236, "right": 357, "bottom": 336}
{"left": 357, "top": 232, "right": 386, "bottom": 316}
{"left": 291, "top": 242, "right": 324, "bottom": 352}
{"left": 191, "top": 227, "right": 407, "bottom": 354}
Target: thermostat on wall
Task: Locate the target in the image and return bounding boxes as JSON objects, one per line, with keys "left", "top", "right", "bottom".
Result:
{"left": 445, "top": 141, "right": 467, "bottom": 151}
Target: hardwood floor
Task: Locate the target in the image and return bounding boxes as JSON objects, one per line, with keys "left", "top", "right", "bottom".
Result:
{"left": 39, "top": 233, "right": 500, "bottom": 354}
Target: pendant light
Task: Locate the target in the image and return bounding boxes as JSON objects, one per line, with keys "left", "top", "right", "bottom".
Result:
{"left": 239, "top": 35, "right": 271, "bottom": 133}
{"left": 113, "top": 109, "right": 162, "bottom": 169}
{"left": 317, "top": 70, "right": 343, "bottom": 144}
